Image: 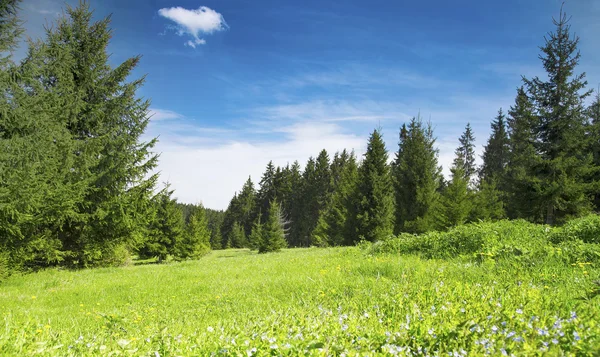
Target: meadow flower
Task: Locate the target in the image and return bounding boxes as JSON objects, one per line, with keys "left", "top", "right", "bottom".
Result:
{"left": 573, "top": 331, "right": 580, "bottom": 341}
{"left": 207, "top": 326, "right": 214, "bottom": 333}
{"left": 552, "top": 338, "right": 559, "bottom": 344}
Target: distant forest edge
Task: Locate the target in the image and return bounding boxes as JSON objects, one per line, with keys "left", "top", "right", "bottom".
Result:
{"left": 1, "top": 1, "right": 599, "bottom": 274}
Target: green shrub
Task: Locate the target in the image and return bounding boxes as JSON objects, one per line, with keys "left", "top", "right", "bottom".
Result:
{"left": 549, "top": 214, "right": 600, "bottom": 244}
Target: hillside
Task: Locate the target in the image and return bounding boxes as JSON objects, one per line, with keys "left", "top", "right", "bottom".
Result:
{"left": 1, "top": 218, "right": 599, "bottom": 356}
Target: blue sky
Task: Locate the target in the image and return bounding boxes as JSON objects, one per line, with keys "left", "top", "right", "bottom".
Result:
{"left": 18, "top": 0, "right": 600, "bottom": 210}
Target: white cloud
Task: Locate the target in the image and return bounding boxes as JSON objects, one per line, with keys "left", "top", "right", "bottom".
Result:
{"left": 150, "top": 120, "right": 365, "bottom": 210}
{"left": 158, "top": 6, "right": 228, "bottom": 47}
{"left": 149, "top": 108, "right": 183, "bottom": 121}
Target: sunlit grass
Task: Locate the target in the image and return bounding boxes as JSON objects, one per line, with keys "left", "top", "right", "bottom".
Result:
{"left": 1, "top": 247, "right": 599, "bottom": 356}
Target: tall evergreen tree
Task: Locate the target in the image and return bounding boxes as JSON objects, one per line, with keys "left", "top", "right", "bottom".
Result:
{"left": 287, "top": 161, "right": 304, "bottom": 247}
{"left": 237, "top": 176, "right": 256, "bottom": 236}
{"left": 295, "top": 157, "right": 316, "bottom": 246}
{"left": 393, "top": 118, "right": 441, "bottom": 234}
{"left": 32, "top": 3, "right": 158, "bottom": 266}
{"left": 256, "top": 161, "right": 277, "bottom": 217}
{"left": 506, "top": 87, "right": 541, "bottom": 220}
{"left": 353, "top": 129, "right": 395, "bottom": 242}
{"left": 138, "top": 186, "right": 184, "bottom": 262}
{"left": 176, "top": 204, "right": 211, "bottom": 259}
{"left": 588, "top": 91, "right": 600, "bottom": 211}
{"left": 439, "top": 161, "right": 472, "bottom": 229}
{"left": 313, "top": 150, "right": 358, "bottom": 246}
{"left": 258, "top": 200, "right": 287, "bottom": 253}
{"left": 523, "top": 9, "right": 596, "bottom": 224}
{"left": 229, "top": 221, "right": 247, "bottom": 248}
{"left": 454, "top": 123, "right": 477, "bottom": 185}
{"left": 480, "top": 109, "right": 510, "bottom": 185}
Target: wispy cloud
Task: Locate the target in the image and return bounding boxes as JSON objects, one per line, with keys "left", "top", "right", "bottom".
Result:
{"left": 149, "top": 108, "right": 184, "bottom": 121}
{"left": 158, "top": 6, "right": 228, "bottom": 47}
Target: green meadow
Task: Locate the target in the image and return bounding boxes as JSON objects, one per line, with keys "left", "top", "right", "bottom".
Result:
{"left": 2, "top": 219, "right": 599, "bottom": 356}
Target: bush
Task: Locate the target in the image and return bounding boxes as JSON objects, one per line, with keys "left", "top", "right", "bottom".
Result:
{"left": 549, "top": 214, "right": 600, "bottom": 244}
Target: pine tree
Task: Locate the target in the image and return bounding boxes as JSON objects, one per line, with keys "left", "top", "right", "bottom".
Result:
{"left": 454, "top": 123, "right": 477, "bottom": 185}
{"left": 256, "top": 161, "right": 277, "bottom": 217}
{"left": 506, "top": 87, "right": 541, "bottom": 220}
{"left": 393, "top": 118, "right": 441, "bottom": 234}
{"left": 26, "top": 3, "right": 159, "bottom": 266}
{"left": 247, "top": 213, "right": 264, "bottom": 250}
{"left": 287, "top": 161, "right": 304, "bottom": 247}
{"left": 176, "top": 204, "right": 211, "bottom": 259}
{"left": 353, "top": 129, "right": 395, "bottom": 242}
{"left": 588, "top": 91, "right": 600, "bottom": 211}
{"left": 295, "top": 157, "right": 316, "bottom": 246}
{"left": 470, "top": 180, "right": 505, "bottom": 221}
{"left": 480, "top": 109, "right": 510, "bottom": 185}
{"left": 439, "top": 162, "right": 472, "bottom": 228}
{"left": 139, "top": 186, "right": 184, "bottom": 262}
{"left": 229, "top": 221, "right": 247, "bottom": 248}
{"left": 220, "top": 193, "right": 241, "bottom": 248}
{"left": 523, "top": 8, "right": 596, "bottom": 224}
{"left": 258, "top": 200, "right": 287, "bottom": 253}
{"left": 313, "top": 150, "right": 358, "bottom": 246}
{"left": 237, "top": 176, "right": 256, "bottom": 236}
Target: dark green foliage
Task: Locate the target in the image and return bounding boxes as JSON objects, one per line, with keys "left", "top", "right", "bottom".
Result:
{"left": 523, "top": 10, "right": 596, "bottom": 225}
{"left": 480, "top": 109, "right": 510, "bottom": 185}
{"left": 286, "top": 161, "right": 304, "bottom": 247}
{"left": 256, "top": 161, "right": 277, "bottom": 217}
{"left": 247, "top": 213, "right": 264, "bottom": 250}
{"left": 138, "top": 187, "right": 184, "bottom": 262}
{"left": 0, "top": 0, "right": 22, "bottom": 54}
{"left": 393, "top": 118, "right": 441, "bottom": 234}
{"left": 454, "top": 123, "right": 477, "bottom": 184}
{"left": 299, "top": 150, "right": 332, "bottom": 246}
{"left": 237, "top": 177, "right": 257, "bottom": 236}
{"left": 353, "top": 129, "right": 395, "bottom": 242}
{"left": 506, "top": 87, "right": 541, "bottom": 221}
{"left": 258, "top": 200, "right": 287, "bottom": 253}
{"left": 588, "top": 92, "right": 600, "bottom": 211}
{"left": 438, "top": 165, "right": 472, "bottom": 228}
{"left": 313, "top": 150, "right": 358, "bottom": 246}
{"left": 175, "top": 204, "right": 211, "bottom": 259}
{"left": 229, "top": 221, "right": 247, "bottom": 249}
{"left": 470, "top": 180, "right": 505, "bottom": 221}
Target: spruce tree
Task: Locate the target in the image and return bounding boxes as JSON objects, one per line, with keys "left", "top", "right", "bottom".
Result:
{"left": 523, "top": 9, "right": 595, "bottom": 224}
{"left": 439, "top": 162, "right": 472, "bottom": 229}
{"left": 237, "top": 176, "right": 256, "bottom": 236}
{"left": 258, "top": 200, "right": 287, "bottom": 253}
{"left": 256, "top": 161, "right": 277, "bottom": 217}
{"left": 176, "top": 204, "right": 211, "bottom": 259}
{"left": 454, "top": 123, "right": 477, "bottom": 185}
{"left": 229, "top": 221, "right": 247, "bottom": 248}
{"left": 480, "top": 109, "right": 510, "bottom": 185}
{"left": 353, "top": 129, "right": 395, "bottom": 242}
{"left": 393, "top": 118, "right": 441, "bottom": 234}
{"left": 247, "top": 213, "right": 264, "bottom": 250}
{"left": 296, "top": 157, "right": 316, "bottom": 246}
{"left": 287, "top": 161, "right": 304, "bottom": 247}
{"left": 588, "top": 91, "right": 600, "bottom": 211}
{"left": 139, "top": 186, "right": 184, "bottom": 262}
{"left": 506, "top": 87, "right": 541, "bottom": 220}
{"left": 29, "top": 3, "right": 159, "bottom": 266}
{"left": 313, "top": 150, "right": 358, "bottom": 246}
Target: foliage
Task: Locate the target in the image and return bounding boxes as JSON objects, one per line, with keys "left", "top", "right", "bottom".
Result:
{"left": 523, "top": 9, "right": 596, "bottom": 225}
{"left": 258, "top": 200, "right": 287, "bottom": 253}
{"left": 393, "top": 118, "right": 441, "bottom": 234}
{"left": 137, "top": 187, "right": 184, "bottom": 262}
{"left": 353, "top": 129, "right": 395, "bottom": 243}
{"left": 175, "top": 204, "right": 211, "bottom": 259}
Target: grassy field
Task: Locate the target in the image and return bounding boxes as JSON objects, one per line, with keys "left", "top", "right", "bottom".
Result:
{"left": 1, "top": 237, "right": 599, "bottom": 356}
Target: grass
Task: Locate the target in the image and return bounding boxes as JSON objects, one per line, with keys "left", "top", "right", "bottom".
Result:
{"left": 1, "top": 240, "right": 599, "bottom": 355}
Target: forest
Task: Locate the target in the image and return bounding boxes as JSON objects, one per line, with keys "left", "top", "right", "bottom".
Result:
{"left": 1, "top": 0, "right": 599, "bottom": 275}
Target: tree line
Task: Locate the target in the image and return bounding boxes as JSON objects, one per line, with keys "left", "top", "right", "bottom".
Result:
{"left": 216, "top": 8, "right": 600, "bottom": 249}
{"left": 1, "top": 1, "right": 598, "bottom": 271}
